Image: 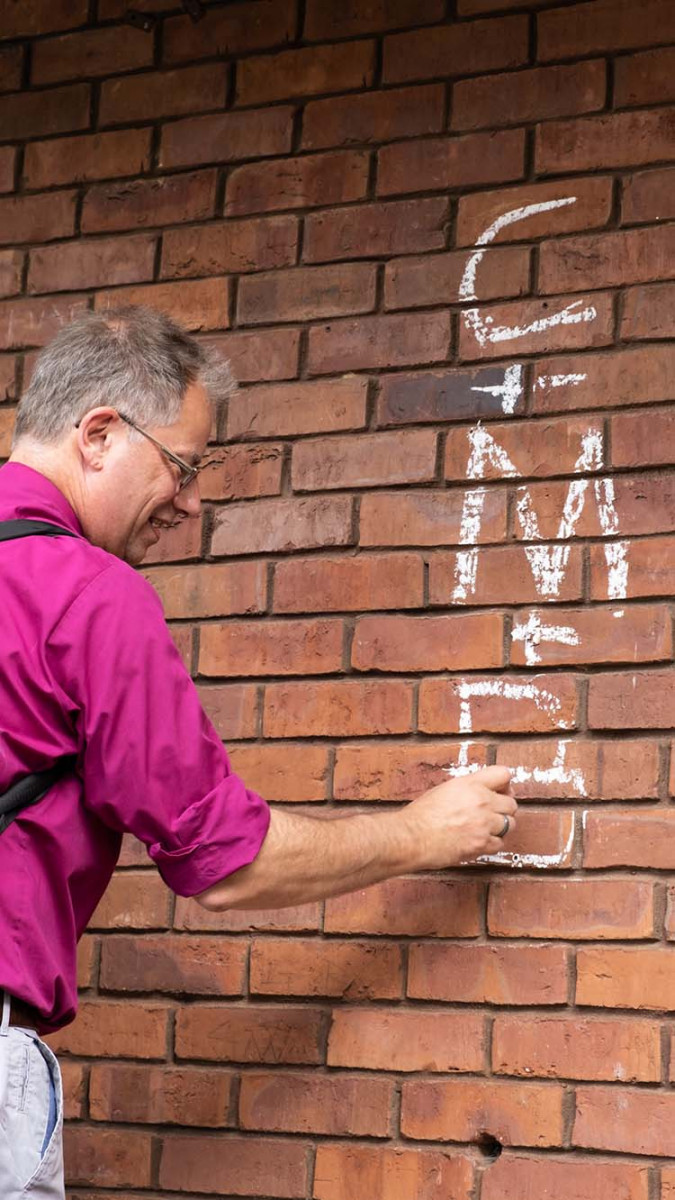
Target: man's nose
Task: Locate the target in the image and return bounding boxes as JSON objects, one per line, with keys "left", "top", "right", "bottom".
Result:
{"left": 174, "top": 477, "right": 201, "bottom": 517}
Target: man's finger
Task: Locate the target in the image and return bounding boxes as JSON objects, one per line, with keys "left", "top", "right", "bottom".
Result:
{"left": 475, "top": 765, "right": 513, "bottom": 793}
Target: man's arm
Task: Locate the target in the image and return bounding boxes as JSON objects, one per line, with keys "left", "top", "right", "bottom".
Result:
{"left": 198, "top": 766, "right": 515, "bottom": 911}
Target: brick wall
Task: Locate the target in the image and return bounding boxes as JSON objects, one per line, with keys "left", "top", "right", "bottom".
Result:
{"left": 1, "top": 0, "right": 675, "bottom": 1195}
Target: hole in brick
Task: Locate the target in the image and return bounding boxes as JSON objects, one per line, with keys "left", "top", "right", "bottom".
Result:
{"left": 477, "top": 1133, "right": 503, "bottom": 1161}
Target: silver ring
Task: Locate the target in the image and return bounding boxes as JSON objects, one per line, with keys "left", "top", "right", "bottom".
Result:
{"left": 497, "top": 814, "right": 510, "bottom": 838}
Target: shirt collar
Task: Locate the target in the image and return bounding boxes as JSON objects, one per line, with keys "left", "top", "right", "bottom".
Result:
{"left": 0, "top": 462, "right": 85, "bottom": 537}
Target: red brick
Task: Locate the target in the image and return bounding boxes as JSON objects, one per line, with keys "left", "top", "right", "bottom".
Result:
{"left": 385, "top": 246, "right": 530, "bottom": 310}
{"left": 615, "top": 45, "right": 675, "bottom": 107}
{"left": 577, "top": 946, "right": 675, "bottom": 1009}
{"left": 0, "top": 0, "right": 87, "bottom": 39}
{"left": 488, "top": 878, "right": 654, "bottom": 939}
{"left": 0, "top": 295, "right": 87, "bottom": 350}
{"left": 228, "top": 743, "right": 329, "bottom": 803}
{"left": 623, "top": 167, "right": 675, "bottom": 224}
{"left": 334, "top": 740, "right": 487, "bottom": 802}
{"left": 481, "top": 1155, "right": 649, "bottom": 1200}
{"left": 378, "top": 129, "right": 525, "bottom": 195}
{"left": 141, "top": 511, "right": 203, "bottom": 563}
{"left": 274, "top": 553, "right": 424, "bottom": 615}
{"left": 32, "top": 25, "right": 153, "bottom": 85}
{"left": 0, "top": 147, "right": 15, "bottom": 194}
{"left": 537, "top": 108, "right": 675, "bottom": 173}
{"left": 454, "top": 59, "right": 605, "bottom": 131}
{"left": 304, "top": 197, "right": 448, "bottom": 262}
{"left": 313, "top": 1144, "right": 474, "bottom": 1200}
{"left": 325, "top": 877, "right": 483, "bottom": 937}
{"left": 539, "top": 0, "right": 675, "bottom": 60}
{"left": 0, "top": 191, "right": 76, "bottom": 246}
{"left": 206, "top": 328, "right": 300, "bottom": 384}
{"left": 456, "top": 176, "right": 614, "bottom": 246}
{"left": 575, "top": 1086, "right": 675, "bottom": 1158}
{"left": 159, "top": 106, "right": 293, "bottom": 170}
{"left": 420, "top": 673, "right": 578, "bottom": 734}
{"left": 251, "top": 937, "right": 402, "bottom": 999}
{"left": 308, "top": 312, "right": 450, "bottom": 374}
{"left": 60, "top": 1060, "right": 86, "bottom": 1119}
{"left": 540, "top": 225, "right": 675, "bottom": 293}
{"left": 493, "top": 1013, "right": 660, "bottom": 1082}
{"left": 585, "top": 809, "right": 675, "bottom": 869}
{"left": 202, "top": 444, "right": 284, "bottom": 503}
{"left": 305, "top": 0, "right": 444, "bottom": 38}
{"left": 175, "top": 1004, "right": 325, "bottom": 1064}
{"left": 0, "top": 250, "right": 21, "bottom": 299}
{"left": 95, "top": 278, "right": 229, "bottom": 333}
{"left": 169, "top": 624, "right": 192, "bottom": 672}
{"left": 445, "top": 415, "right": 604, "bottom": 482}
{"left": 377, "top": 364, "right": 528, "bottom": 426}
{"left": 24, "top": 128, "right": 151, "bottom": 189}
{"left": 353, "top": 612, "right": 504, "bottom": 672}
{"left": 0, "top": 45, "right": 23, "bottom": 93}
{"left": 240, "top": 1072, "right": 393, "bottom": 1136}
{"left": 175, "top": 895, "right": 321, "bottom": 934}
{"left": 28, "top": 234, "right": 155, "bottom": 295}
{"left": 238, "top": 263, "right": 376, "bottom": 324}
{"left": 495, "top": 737, "right": 660, "bottom": 801}
{"left": 591, "top": 535, "right": 675, "bottom": 600}
{"left": 622, "top": 282, "right": 675, "bottom": 341}
{"left": 163, "top": 0, "right": 296, "bottom": 65}
{"left": 76, "top": 935, "right": 97, "bottom": 989}
{"left": 524, "top": 472, "right": 675, "bottom": 539}
{"left": 383, "top": 15, "right": 528, "bottom": 83}
{"left": 63, "top": 1127, "right": 152, "bottom": 1190}
{"left": 199, "top": 617, "right": 344, "bottom": 678}
{"left": 118, "top": 835, "right": 150, "bottom": 869}
{"left": 613, "top": 409, "right": 675, "bottom": 468}
{"left": 50, "top": 1000, "right": 169, "bottom": 1058}
{"left": 159, "top": 1133, "right": 308, "bottom": 1198}
{"left": 0, "top": 84, "right": 90, "bottom": 139}
{"left": 90, "top": 1064, "right": 232, "bottom": 1127}
{"left": 589, "top": 669, "right": 675, "bottom": 729}
{"left": 227, "top": 151, "right": 369, "bottom": 217}
{"left": 402, "top": 1077, "right": 564, "bottom": 1145}
{"left": 81, "top": 170, "right": 216, "bottom": 234}
{"left": 477, "top": 807, "right": 576, "bottom": 869}
{"left": 263, "top": 679, "right": 412, "bottom": 738}
{"left": 360, "top": 487, "right": 506, "bottom": 548}
{"left": 100, "top": 933, "right": 246, "bottom": 995}
{"left": 211, "top": 495, "right": 352, "bottom": 557}
{"left": 228, "top": 377, "right": 368, "bottom": 440}
{"left": 0, "top": 366, "right": 15, "bottom": 410}
{"left": 197, "top": 683, "right": 259, "bottom": 740}
{"left": 511, "top": 604, "right": 672, "bottom": 668}
{"left": 293, "top": 429, "right": 437, "bottom": 492}
{"left": 237, "top": 41, "right": 375, "bottom": 107}
{"left": 161, "top": 215, "right": 297, "bottom": 278}
{"left": 665, "top": 1169, "right": 675, "bottom": 1200}
{"left": 302, "top": 83, "right": 444, "bottom": 150}
{"left": 89, "top": 870, "right": 170, "bottom": 930}
{"left": 460, "top": 292, "right": 614, "bottom": 360}
{"left": 532, "top": 346, "right": 675, "bottom": 413}
{"left": 408, "top": 942, "right": 569, "bottom": 1004}
{"left": 99, "top": 63, "right": 227, "bottom": 125}
{"left": 98, "top": 0, "right": 174, "bottom": 17}
{"left": 328, "top": 1007, "right": 484, "bottom": 1072}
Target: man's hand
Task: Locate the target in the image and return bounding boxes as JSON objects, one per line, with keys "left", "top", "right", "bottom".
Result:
{"left": 402, "top": 765, "right": 517, "bottom": 871}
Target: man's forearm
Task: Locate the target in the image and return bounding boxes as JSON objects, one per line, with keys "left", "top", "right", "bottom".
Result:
{"left": 198, "top": 806, "right": 415, "bottom": 911}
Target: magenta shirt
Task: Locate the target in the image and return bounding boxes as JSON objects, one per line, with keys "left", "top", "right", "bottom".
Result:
{"left": 0, "top": 463, "right": 270, "bottom": 1032}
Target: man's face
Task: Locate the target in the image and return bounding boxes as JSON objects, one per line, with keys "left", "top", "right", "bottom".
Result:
{"left": 86, "top": 382, "right": 213, "bottom": 565}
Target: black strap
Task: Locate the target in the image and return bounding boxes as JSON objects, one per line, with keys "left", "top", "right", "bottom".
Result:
{"left": 0, "top": 519, "right": 78, "bottom": 542}
{"left": 0, "top": 519, "right": 78, "bottom": 833}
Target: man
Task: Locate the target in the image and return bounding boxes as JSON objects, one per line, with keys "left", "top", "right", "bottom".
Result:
{"left": 0, "top": 306, "right": 516, "bottom": 1199}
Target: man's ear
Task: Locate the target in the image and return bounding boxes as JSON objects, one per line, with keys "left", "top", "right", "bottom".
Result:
{"left": 75, "top": 408, "right": 121, "bottom": 471}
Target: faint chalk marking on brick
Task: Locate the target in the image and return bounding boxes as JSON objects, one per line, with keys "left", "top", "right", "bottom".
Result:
{"left": 471, "top": 362, "right": 524, "bottom": 415}
{"left": 511, "top": 611, "right": 580, "bottom": 666}
{"left": 456, "top": 678, "right": 572, "bottom": 734}
{"left": 476, "top": 810, "right": 577, "bottom": 870}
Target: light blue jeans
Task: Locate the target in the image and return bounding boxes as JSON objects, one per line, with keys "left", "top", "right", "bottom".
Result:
{"left": 0, "top": 993, "right": 64, "bottom": 1199}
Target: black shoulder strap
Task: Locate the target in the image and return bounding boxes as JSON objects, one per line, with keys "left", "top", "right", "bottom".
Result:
{"left": 0, "top": 519, "right": 78, "bottom": 834}
{"left": 0, "top": 520, "right": 78, "bottom": 542}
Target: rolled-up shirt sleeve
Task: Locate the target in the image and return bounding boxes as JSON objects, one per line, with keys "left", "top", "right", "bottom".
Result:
{"left": 48, "top": 559, "right": 271, "bottom": 895}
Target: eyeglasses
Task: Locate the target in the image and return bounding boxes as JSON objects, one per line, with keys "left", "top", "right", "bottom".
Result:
{"left": 118, "top": 411, "right": 199, "bottom": 493}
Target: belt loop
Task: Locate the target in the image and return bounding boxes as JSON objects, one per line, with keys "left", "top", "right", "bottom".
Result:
{"left": 0, "top": 991, "right": 10, "bottom": 1037}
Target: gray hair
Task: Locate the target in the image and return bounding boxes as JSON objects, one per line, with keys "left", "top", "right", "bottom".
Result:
{"left": 13, "top": 305, "right": 235, "bottom": 444}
